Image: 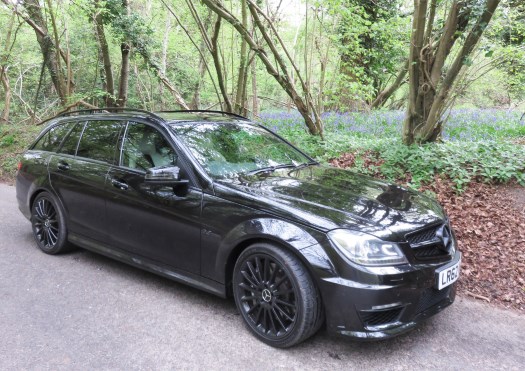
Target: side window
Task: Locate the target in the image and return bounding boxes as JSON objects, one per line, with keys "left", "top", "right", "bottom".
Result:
{"left": 32, "top": 122, "right": 75, "bottom": 152}
{"left": 59, "top": 122, "right": 85, "bottom": 155}
{"left": 76, "top": 121, "right": 123, "bottom": 163}
{"left": 122, "top": 123, "right": 177, "bottom": 171}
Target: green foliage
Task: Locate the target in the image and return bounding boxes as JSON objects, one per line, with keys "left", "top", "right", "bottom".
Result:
{"left": 263, "top": 110, "right": 525, "bottom": 191}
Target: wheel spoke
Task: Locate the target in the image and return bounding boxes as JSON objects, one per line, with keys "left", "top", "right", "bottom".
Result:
{"left": 271, "top": 307, "right": 287, "bottom": 331}
{"left": 48, "top": 228, "right": 58, "bottom": 245}
{"left": 254, "top": 306, "right": 263, "bottom": 325}
{"left": 255, "top": 257, "right": 264, "bottom": 283}
{"left": 246, "top": 261, "right": 260, "bottom": 285}
{"left": 261, "top": 308, "right": 268, "bottom": 332}
{"left": 268, "top": 307, "right": 278, "bottom": 334}
{"left": 274, "top": 274, "right": 289, "bottom": 289}
{"left": 263, "top": 258, "right": 269, "bottom": 282}
{"left": 275, "top": 298, "right": 296, "bottom": 309}
{"left": 268, "top": 264, "right": 279, "bottom": 284}
{"left": 240, "top": 271, "right": 258, "bottom": 289}
{"left": 275, "top": 304, "right": 295, "bottom": 322}
{"left": 241, "top": 295, "right": 257, "bottom": 302}
{"left": 246, "top": 304, "right": 260, "bottom": 315}
{"left": 35, "top": 201, "right": 45, "bottom": 218}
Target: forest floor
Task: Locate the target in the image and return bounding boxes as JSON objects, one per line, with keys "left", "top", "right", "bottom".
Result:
{"left": 331, "top": 156, "right": 525, "bottom": 313}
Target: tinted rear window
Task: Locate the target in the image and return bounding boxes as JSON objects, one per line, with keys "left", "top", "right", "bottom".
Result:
{"left": 32, "top": 122, "right": 75, "bottom": 152}
{"left": 59, "top": 122, "right": 85, "bottom": 156}
{"left": 76, "top": 121, "right": 123, "bottom": 163}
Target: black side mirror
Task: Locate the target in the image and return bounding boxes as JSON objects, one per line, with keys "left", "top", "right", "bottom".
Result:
{"left": 145, "top": 165, "right": 189, "bottom": 187}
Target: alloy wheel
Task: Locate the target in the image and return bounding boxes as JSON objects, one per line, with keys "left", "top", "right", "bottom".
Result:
{"left": 32, "top": 198, "right": 59, "bottom": 248}
{"left": 236, "top": 254, "right": 298, "bottom": 339}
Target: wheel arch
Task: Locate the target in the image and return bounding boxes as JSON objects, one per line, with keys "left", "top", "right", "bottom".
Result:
{"left": 219, "top": 218, "right": 335, "bottom": 297}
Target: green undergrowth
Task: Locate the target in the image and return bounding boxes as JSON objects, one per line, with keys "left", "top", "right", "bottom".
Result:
{"left": 282, "top": 132, "right": 525, "bottom": 191}
{"left": 0, "top": 123, "right": 41, "bottom": 181}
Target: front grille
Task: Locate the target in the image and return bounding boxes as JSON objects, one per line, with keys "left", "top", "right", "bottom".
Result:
{"left": 416, "top": 287, "right": 451, "bottom": 314}
{"left": 406, "top": 224, "right": 441, "bottom": 246}
{"left": 360, "top": 307, "right": 403, "bottom": 328}
{"left": 405, "top": 223, "right": 454, "bottom": 262}
{"left": 412, "top": 243, "right": 450, "bottom": 259}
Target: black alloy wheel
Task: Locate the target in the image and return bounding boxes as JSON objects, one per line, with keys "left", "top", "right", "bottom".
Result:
{"left": 31, "top": 193, "right": 71, "bottom": 254}
{"left": 233, "top": 243, "right": 323, "bottom": 348}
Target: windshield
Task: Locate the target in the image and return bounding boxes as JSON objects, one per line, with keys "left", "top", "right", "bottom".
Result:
{"left": 170, "top": 122, "right": 312, "bottom": 179}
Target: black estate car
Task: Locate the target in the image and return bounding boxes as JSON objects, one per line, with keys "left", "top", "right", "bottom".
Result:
{"left": 16, "top": 109, "right": 461, "bottom": 347}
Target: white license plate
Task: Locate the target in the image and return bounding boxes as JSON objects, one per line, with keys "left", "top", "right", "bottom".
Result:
{"left": 436, "top": 256, "right": 461, "bottom": 290}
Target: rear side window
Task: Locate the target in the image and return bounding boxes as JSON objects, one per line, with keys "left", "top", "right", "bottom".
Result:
{"left": 76, "top": 121, "right": 123, "bottom": 163}
{"left": 32, "top": 122, "right": 75, "bottom": 152}
{"left": 59, "top": 122, "right": 85, "bottom": 156}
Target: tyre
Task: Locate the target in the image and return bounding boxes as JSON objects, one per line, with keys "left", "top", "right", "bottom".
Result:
{"left": 233, "top": 242, "right": 323, "bottom": 348}
{"left": 31, "top": 192, "right": 72, "bottom": 255}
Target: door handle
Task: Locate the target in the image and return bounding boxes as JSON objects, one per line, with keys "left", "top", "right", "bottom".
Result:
{"left": 57, "top": 161, "right": 70, "bottom": 171}
{"left": 111, "top": 178, "right": 129, "bottom": 191}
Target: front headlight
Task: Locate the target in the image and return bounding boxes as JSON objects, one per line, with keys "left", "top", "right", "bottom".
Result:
{"left": 328, "top": 229, "right": 407, "bottom": 266}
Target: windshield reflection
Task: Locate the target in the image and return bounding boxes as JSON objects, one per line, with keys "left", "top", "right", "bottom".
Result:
{"left": 171, "top": 122, "right": 311, "bottom": 179}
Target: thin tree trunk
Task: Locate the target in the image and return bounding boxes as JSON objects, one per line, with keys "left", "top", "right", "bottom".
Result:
{"left": 159, "top": 15, "right": 171, "bottom": 110}
{"left": 210, "top": 16, "right": 233, "bottom": 112}
{"left": 234, "top": 0, "right": 248, "bottom": 114}
{"left": 1, "top": 70, "right": 10, "bottom": 123}
{"left": 21, "top": 0, "right": 68, "bottom": 105}
{"left": 93, "top": 0, "right": 115, "bottom": 106}
{"left": 1, "top": 12, "right": 15, "bottom": 123}
{"left": 251, "top": 58, "right": 258, "bottom": 117}
{"left": 116, "top": 0, "right": 130, "bottom": 108}
{"left": 371, "top": 60, "right": 408, "bottom": 108}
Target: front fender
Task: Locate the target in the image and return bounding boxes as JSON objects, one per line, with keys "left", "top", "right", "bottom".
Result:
{"left": 210, "top": 217, "right": 336, "bottom": 286}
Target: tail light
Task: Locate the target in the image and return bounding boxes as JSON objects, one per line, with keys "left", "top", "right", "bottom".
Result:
{"left": 17, "top": 161, "right": 22, "bottom": 171}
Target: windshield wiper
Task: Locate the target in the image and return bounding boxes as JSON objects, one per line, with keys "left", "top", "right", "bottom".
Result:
{"left": 245, "top": 163, "right": 296, "bottom": 176}
{"left": 292, "top": 161, "right": 318, "bottom": 171}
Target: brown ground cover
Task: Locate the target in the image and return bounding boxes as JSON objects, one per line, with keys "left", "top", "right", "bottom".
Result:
{"left": 330, "top": 155, "right": 525, "bottom": 313}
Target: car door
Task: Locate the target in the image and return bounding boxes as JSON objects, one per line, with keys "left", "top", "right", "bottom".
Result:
{"left": 49, "top": 120, "right": 124, "bottom": 242}
{"left": 105, "top": 121, "right": 202, "bottom": 274}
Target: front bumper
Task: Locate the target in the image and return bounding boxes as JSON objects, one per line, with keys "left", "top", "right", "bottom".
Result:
{"left": 319, "top": 250, "right": 460, "bottom": 340}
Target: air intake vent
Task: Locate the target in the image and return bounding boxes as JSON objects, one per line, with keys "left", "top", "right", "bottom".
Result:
{"left": 360, "top": 307, "right": 403, "bottom": 328}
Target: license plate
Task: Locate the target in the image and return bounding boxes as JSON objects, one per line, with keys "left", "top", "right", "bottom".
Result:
{"left": 435, "top": 256, "right": 461, "bottom": 290}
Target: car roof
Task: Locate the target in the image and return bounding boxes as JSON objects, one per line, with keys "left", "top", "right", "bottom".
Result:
{"left": 157, "top": 111, "right": 249, "bottom": 124}
{"left": 40, "top": 109, "right": 250, "bottom": 127}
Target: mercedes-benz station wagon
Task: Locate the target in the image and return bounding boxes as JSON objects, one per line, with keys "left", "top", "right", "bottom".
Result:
{"left": 16, "top": 109, "right": 461, "bottom": 347}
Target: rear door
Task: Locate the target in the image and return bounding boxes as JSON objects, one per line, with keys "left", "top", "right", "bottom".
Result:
{"left": 105, "top": 121, "right": 203, "bottom": 274}
{"left": 49, "top": 120, "right": 124, "bottom": 242}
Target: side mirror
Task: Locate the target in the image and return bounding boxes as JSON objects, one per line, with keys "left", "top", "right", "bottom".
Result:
{"left": 145, "top": 166, "right": 189, "bottom": 186}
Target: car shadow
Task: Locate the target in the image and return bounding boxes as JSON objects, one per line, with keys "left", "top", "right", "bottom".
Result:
{"left": 48, "top": 243, "right": 442, "bottom": 357}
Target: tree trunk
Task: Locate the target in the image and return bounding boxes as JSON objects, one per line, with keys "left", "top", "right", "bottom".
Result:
{"left": 93, "top": 0, "right": 115, "bottom": 106}
{"left": 202, "top": 0, "right": 323, "bottom": 136}
{"left": 1, "top": 12, "right": 15, "bottom": 123}
{"left": 116, "top": 42, "right": 130, "bottom": 107}
{"left": 1, "top": 69, "right": 10, "bottom": 123}
{"left": 403, "top": 0, "right": 501, "bottom": 144}
{"left": 116, "top": 0, "right": 130, "bottom": 108}
{"left": 22, "top": 0, "right": 68, "bottom": 105}
{"left": 210, "top": 16, "right": 233, "bottom": 112}
{"left": 371, "top": 60, "right": 408, "bottom": 108}
{"left": 234, "top": 0, "right": 248, "bottom": 114}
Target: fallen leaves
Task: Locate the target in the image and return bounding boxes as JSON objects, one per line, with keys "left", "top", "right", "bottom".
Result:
{"left": 423, "top": 178, "right": 525, "bottom": 312}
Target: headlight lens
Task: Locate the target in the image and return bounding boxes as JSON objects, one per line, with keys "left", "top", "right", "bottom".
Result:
{"left": 328, "top": 229, "right": 407, "bottom": 266}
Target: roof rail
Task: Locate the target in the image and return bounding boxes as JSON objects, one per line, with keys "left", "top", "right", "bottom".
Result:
{"left": 55, "top": 108, "right": 165, "bottom": 122}
{"left": 158, "top": 110, "right": 249, "bottom": 121}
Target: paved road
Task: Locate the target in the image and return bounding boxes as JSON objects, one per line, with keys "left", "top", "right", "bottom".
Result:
{"left": 1, "top": 183, "right": 524, "bottom": 370}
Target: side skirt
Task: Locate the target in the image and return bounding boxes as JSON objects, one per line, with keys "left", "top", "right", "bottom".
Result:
{"left": 69, "top": 233, "right": 226, "bottom": 298}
